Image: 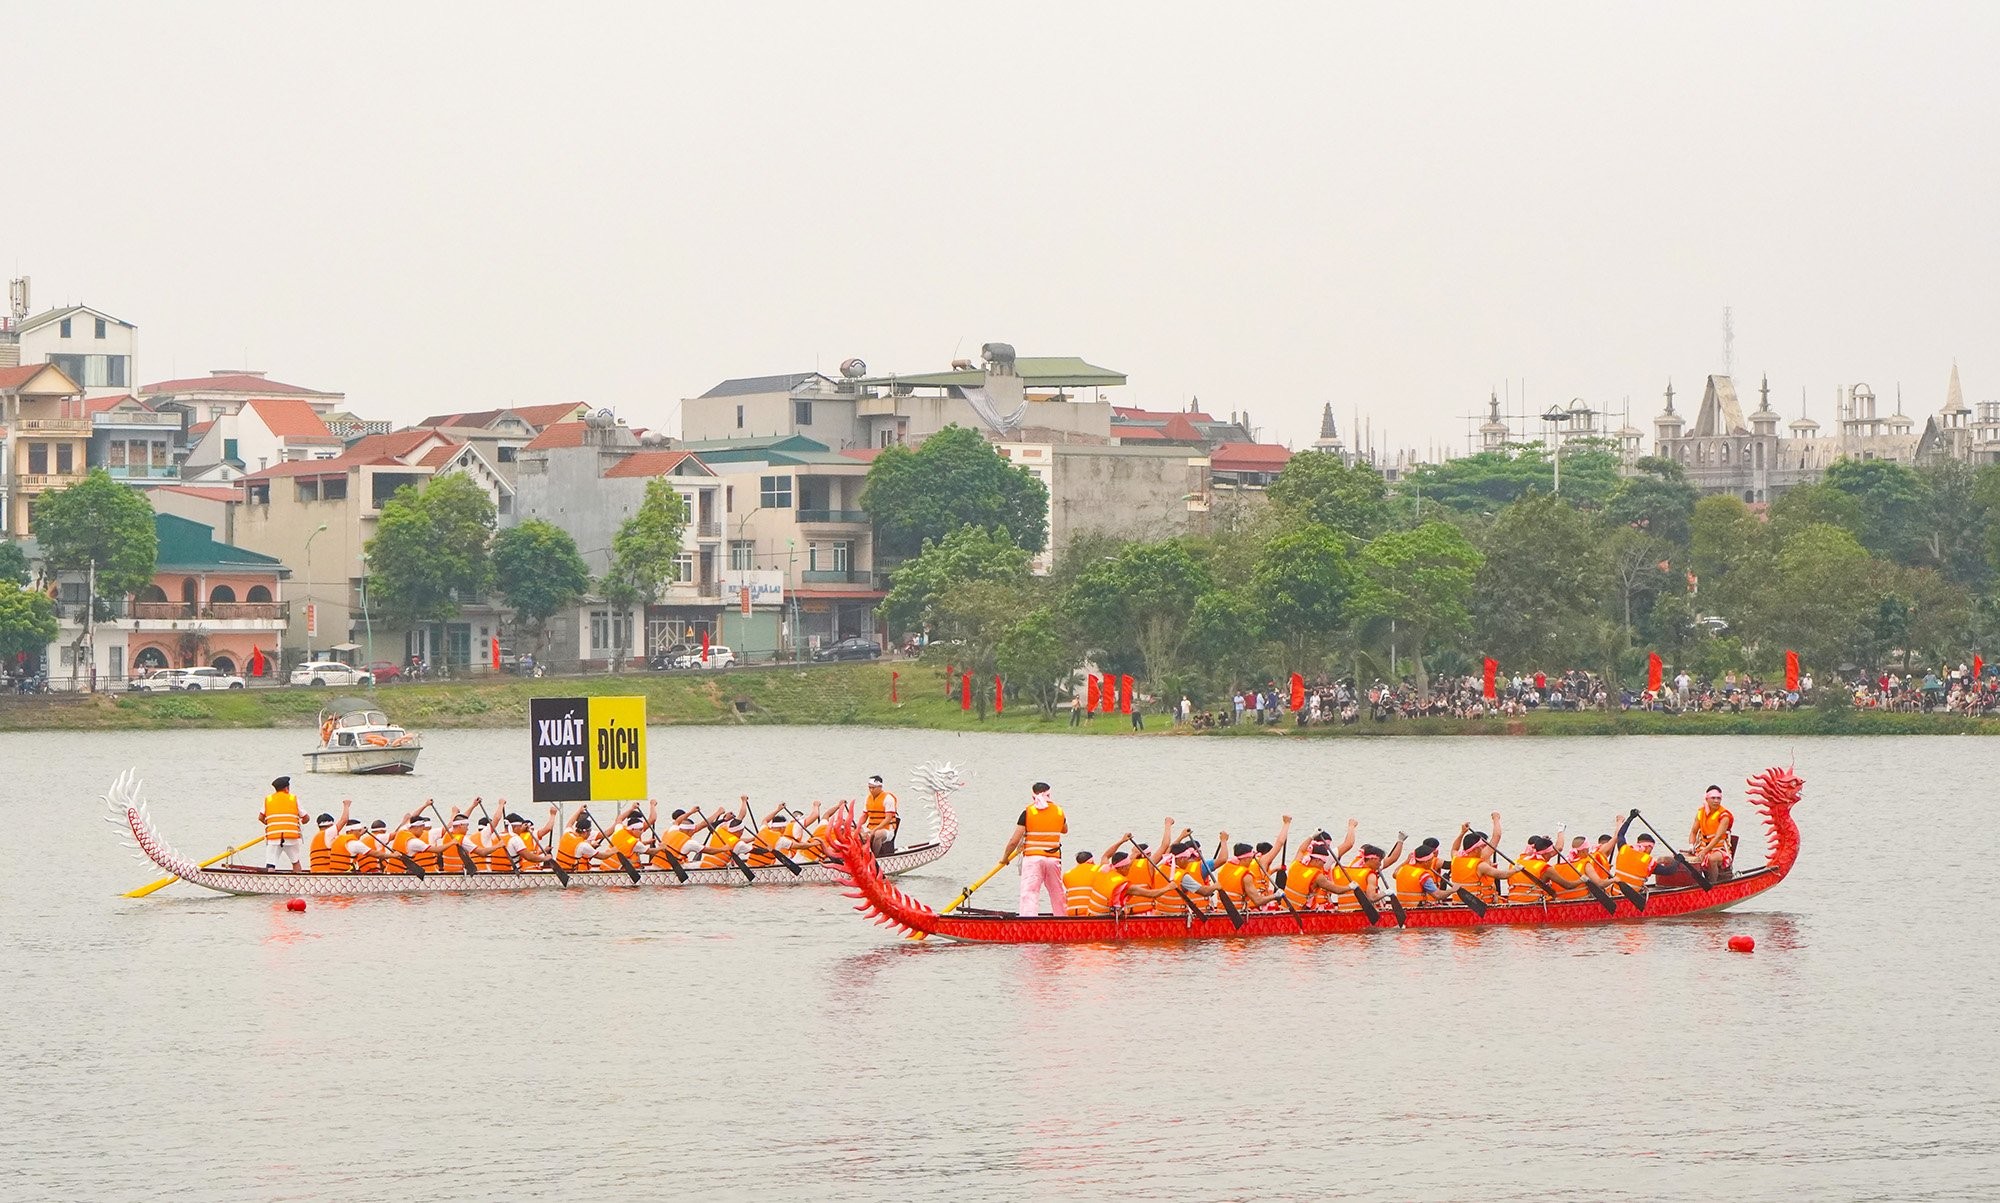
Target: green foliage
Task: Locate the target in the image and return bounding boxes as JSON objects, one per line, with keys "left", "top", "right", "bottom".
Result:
{"left": 1471, "top": 492, "right": 1604, "bottom": 667}
{"left": 1188, "top": 588, "right": 1266, "bottom": 689}
{"left": 31, "top": 469, "right": 158, "bottom": 597}
{"left": 492, "top": 519, "right": 591, "bottom": 644}
{"left": 603, "top": 479, "right": 688, "bottom": 607}
{"left": 0, "top": 582, "right": 57, "bottom": 662}
{"left": 1402, "top": 444, "right": 1622, "bottom": 513}
{"left": 996, "top": 607, "right": 1080, "bottom": 716}
{"left": 1763, "top": 523, "right": 1876, "bottom": 673}
{"left": 1251, "top": 523, "right": 1352, "bottom": 667}
{"left": 1823, "top": 459, "right": 1926, "bottom": 562}
{"left": 860, "top": 425, "right": 1050, "bottom": 561}
{"left": 364, "top": 474, "right": 496, "bottom": 630}
{"left": 1069, "top": 540, "right": 1214, "bottom": 682}
{"left": 1351, "top": 521, "right": 1482, "bottom": 691}
{"left": 1914, "top": 461, "right": 1990, "bottom": 588}
{"left": 0, "top": 541, "right": 28, "bottom": 585}
{"left": 1267, "top": 455, "right": 1386, "bottom": 540}
{"left": 1605, "top": 473, "right": 1698, "bottom": 547}
{"left": 880, "top": 527, "right": 1030, "bottom": 634}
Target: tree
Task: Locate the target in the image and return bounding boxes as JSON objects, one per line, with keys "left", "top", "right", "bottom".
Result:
{"left": 0, "top": 582, "right": 57, "bottom": 665}
{"left": 365, "top": 474, "right": 495, "bottom": 659}
{"left": 1092, "top": 540, "right": 1213, "bottom": 684}
{"left": 1470, "top": 492, "right": 1604, "bottom": 669}
{"left": 1349, "top": 521, "right": 1483, "bottom": 697}
{"left": 1604, "top": 526, "right": 1673, "bottom": 647}
{"left": 1824, "top": 459, "right": 1926, "bottom": 563}
{"left": 860, "top": 425, "right": 1049, "bottom": 561}
{"left": 600, "top": 479, "right": 688, "bottom": 667}
{"left": 1689, "top": 494, "right": 1772, "bottom": 625}
{"left": 996, "top": 607, "right": 1080, "bottom": 717}
{"left": 1605, "top": 473, "right": 1698, "bottom": 548}
{"left": 1267, "top": 455, "right": 1386, "bottom": 541}
{"left": 1250, "top": 523, "right": 1352, "bottom": 669}
{"left": 1762, "top": 523, "right": 1877, "bottom": 676}
{"left": 1187, "top": 588, "right": 1266, "bottom": 691}
{"left": 880, "top": 527, "right": 1030, "bottom": 635}
{"left": 0, "top": 540, "right": 28, "bottom": 586}
{"left": 31, "top": 469, "right": 158, "bottom": 598}
{"left": 1913, "top": 460, "right": 1990, "bottom": 589}
{"left": 492, "top": 519, "right": 591, "bottom": 654}
{"left": 931, "top": 579, "right": 1031, "bottom": 718}
{"left": 1401, "top": 444, "right": 1622, "bottom": 513}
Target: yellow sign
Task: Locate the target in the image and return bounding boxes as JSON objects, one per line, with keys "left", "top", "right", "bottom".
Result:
{"left": 529, "top": 695, "right": 648, "bottom": 802}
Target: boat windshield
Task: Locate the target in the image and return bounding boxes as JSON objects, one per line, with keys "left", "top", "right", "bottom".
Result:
{"left": 334, "top": 710, "right": 392, "bottom": 729}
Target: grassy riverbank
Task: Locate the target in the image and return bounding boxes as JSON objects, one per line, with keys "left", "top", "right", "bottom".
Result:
{"left": 0, "top": 662, "right": 1995, "bottom": 736}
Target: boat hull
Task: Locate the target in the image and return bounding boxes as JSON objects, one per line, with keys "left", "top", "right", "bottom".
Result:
{"left": 303, "top": 746, "right": 421, "bottom": 775}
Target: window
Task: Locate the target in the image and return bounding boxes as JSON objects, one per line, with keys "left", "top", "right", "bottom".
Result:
{"left": 1719, "top": 443, "right": 1730, "bottom": 465}
{"left": 497, "top": 445, "right": 517, "bottom": 463}
{"left": 673, "top": 553, "right": 696, "bottom": 583}
{"left": 794, "top": 399, "right": 813, "bottom": 427}
{"left": 223, "top": 438, "right": 239, "bottom": 463}
{"left": 879, "top": 429, "right": 894, "bottom": 448}
{"left": 736, "top": 405, "right": 745, "bottom": 430}
{"left": 95, "top": 318, "right": 107, "bottom": 339}
{"left": 589, "top": 609, "right": 632, "bottom": 656}
{"left": 296, "top": 480, "right": 320, "bottom": 502}
{"left": 832, "top": 540, "right": 852, "bottom": 572}
{"left": 28, "top": 443, "right": 48, "bottom": 474}
{"left": 105, "top": 355, "right": 127, "bottom": 388}
{"left": 51, "top": 353, "right": 85, "bottom": 383}
{"left": 759, "top": 475, "right": 792, "bottom": 508}
{"left": 59, "top": 318, "right": 71, "bottom": 338}
{"left": 107, "top": 440, "right": 129, "bottom": 469}
{"left": 725, "top": 485, "right": 734, "bottom": 513}
{"left": 807, "top": 541, "right": 850, "bottom": 572}
{"left": 729, "top": 541, "right": 755, "bottom": 570}
{"left": 57, "top": 444, "right": 75, "bottom": 474}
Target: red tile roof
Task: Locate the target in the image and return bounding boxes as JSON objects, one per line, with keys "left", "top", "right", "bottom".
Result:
{"left": 417, "top": 445, "right": 460, "bottom": 468}
{"left": 86, "top": 394, "right": 145, "bottom": 416}
{"left": 603, "top": 450, "right": 698, "bottom": 478}
{"left": 420, "top": 402, "right": 590, "bottom": 431}
{"left": 0, "top": 363, "right": 55, "bottom": 390}
{"left": 237, "top": 431, "right": 458, "bottom": 482}
{"left": 1208, "top": 442, "right": 1293, "bottom": 472}
{"left": 1114, "top": 405, "right": 1216, "bottom": 423}
{"left": 141, "top": 372, "right": 331, "bottom": 396}
{"left": 1112, "top": 406, "right": 1214, "bottom": 444}
{"left": 523, "top": 421, "right": 589, "bottom": 450}
{"left": 838, "top": 448, "right": 882, "bottom": 462}
{"left": 1113, "top": 425, "right": 1167, "bottom": 441}
{"left": 188, "top": 420, "right": 215, "bottom": 437}
{"left": 246, "top": 398, "right": 339, "bottom": 442}
{"left": 345, "top": 429, "right": 445, "bottom": 462}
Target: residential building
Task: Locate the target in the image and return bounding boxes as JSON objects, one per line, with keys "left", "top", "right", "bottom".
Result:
{"left": 995, "top": 441, "right": 1211, "bottom": 571}
{"left": 182, "top": 397, "right": 345, "bottom": 476}
{"left": 139, "top": 370, "right": 344, "bottom": 425}
{"left": 321, "top": 410, "right": 394, "bottom": 442}
{"left": 13, "top": 303, "right": 138, "bottom": 397}
{"left": 0, "top": 362, "right": 92, "bottom": 537}
{"left": 512, "top": 415, "right": 730, "bottom": 666}
{"left": 89, "top": 395, "right": 185, "bottom": 486}
{"left": 233, "top": 429, "right": 512, "bottom": 669}
{"left": 43, "top": 512, "right": 287, "bottom": 689}
{"left": 1110, "top": 403, "right": 1254, "bottom": 449}
{"left": 415, "top": 403, "right": 590, "bottom": 487}
{"left": 1208, "top": 442, "right": 1293, "bottom": 493}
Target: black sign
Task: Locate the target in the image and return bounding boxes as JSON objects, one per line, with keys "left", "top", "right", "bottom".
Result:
{"left": 529, "top": 696, "right": 591, "bottom": 802}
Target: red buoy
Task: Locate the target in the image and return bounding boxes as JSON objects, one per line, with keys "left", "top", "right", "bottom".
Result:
{"left": 1727, "top": 934, "right": 1754, "bottom": 953}
{"left": 286, "top": 898, "right": 307, "bottom": 912}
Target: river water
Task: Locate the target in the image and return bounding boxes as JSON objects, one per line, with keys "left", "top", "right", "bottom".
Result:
{"left": 2, "top": 727, "right": 1994, "bottom": 1201}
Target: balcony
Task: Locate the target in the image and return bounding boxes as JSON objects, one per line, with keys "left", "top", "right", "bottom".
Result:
{"left": 107, "top": 464, "right": 181, "bottom": 481}
{"left": 15, "top": 471, "right": 87, "bottom": 490}
{"left": 94, "top": 410, "right": 182, "bottom": 428}
{"left": 796, "top": 509, "right": 868, "bottom": 525}
{"left": 695, "top": 520, "right": 723, "bottom": 539}
{"left": 127, "top": 601, "right": 286, "bottom": 623}
{"left": 17, "top": 417, "right": 94, "bottom": 436}
{"left": 800, "top": 568, "right": 875, "bottom": 586}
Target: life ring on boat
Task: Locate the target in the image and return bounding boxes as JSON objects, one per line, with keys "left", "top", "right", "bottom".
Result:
{"left": 391, "top": 734, "right": 414, "bottom": 746}
{"left": 363, "top": 733, "right": 391, "bottom": 746}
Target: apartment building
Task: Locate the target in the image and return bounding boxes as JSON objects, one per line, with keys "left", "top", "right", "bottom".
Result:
{"left": 0, "top": 362, "right": 92, "bottom": 536}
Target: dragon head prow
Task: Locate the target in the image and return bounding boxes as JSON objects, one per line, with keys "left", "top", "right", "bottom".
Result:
{"left": 911, "top": 762, "right": 968, "bottom": 799}
{"left": 1745, "top": 765, "right": 1804, "bottom": 813}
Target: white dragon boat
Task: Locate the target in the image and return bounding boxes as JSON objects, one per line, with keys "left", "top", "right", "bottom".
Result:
{"left": 108, "top": 764, "right": 962, "bottom": 897}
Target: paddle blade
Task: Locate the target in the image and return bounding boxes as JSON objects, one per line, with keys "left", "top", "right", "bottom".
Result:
{"left": 454, "top": 846, "right": 478, "bottom": 876}
{"left": 1454, "top": 888, "right": 1489, "bottom": 917}
{"left": 731, "top": 853, "right": 755, "bottom": 883}
{"left": 1616, "top": 883, "right": 1647, "bottom": 911}
{"left": 616, "top": 851, "right": 641, "bottom": 883}
{"left": 550, "top": 862, "right": 570, "bottom": 886}
{"left": 1353, "top": 890, "right": 1381, "bottom": 927}
{"left": 1385, "top": 895, "right": 1409, "bottom": 928}
{"left": 1215, "top": 887, "right": 1245, "bottom": 930}
{"left": 123, "top": 875, "right": 177, "bottom": 899}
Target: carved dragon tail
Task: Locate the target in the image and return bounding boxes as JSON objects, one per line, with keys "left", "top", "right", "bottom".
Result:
{"left": 1744, "top": 765, "right": 1804, "bottom": 876}
{"left": 832, "top": 815, "right": 939, "bottom": 938}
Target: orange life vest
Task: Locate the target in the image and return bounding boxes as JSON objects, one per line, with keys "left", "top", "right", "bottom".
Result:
{"left": 476, "top": 833, "right": 512, "bottom": 873}
{"left": 1548, "top": 857, "right": 1590, "bottom": 900}
{"left": 356, "top": 834, "right": 385, "bottom": 874}
{"left": 1614, "top": 844, "right": 1653, "bottom": 888}
{"left": 1695, "top": 805, "right": 1733, "bottom": 849}
{"left": 1248, "top": 859, "right": 1272, "bottom": 892}
{"left": 1215, "top": 860, "right": 1255, "bottom": 906}
{"left": 433, "top": 831, "right": 466, "bottom": 873}
{"left": 1087, "top": 864, "right": 1129, "bottom": 916}
{"left": 1123, "top": 856, "right": 1163, "bottom": 914}
{"left": 555, "top": 831, "right": 586, "bottom": 873}
{"left": 1022, "top": 804, "right": 1066, "bottom": 858}
{"left": 387, "top": 831, "right": 424, "bottom": 875}
{"left": 1155, "top": 862, "right": 1203, "bottom": 915}
{"left": 863, "top": 790, "right": 898, "bottom": 832}
{"left": 1062, "top": 863, "right": 1098, "bottom": 913}
{"left": 308, "top": 825, "right": 338, "bottom": 871}
{"left": 742, "top": 826, "right": 789, "bottom": 869}
{"left": 324, "top": 830, "right": 359, "bottom": 874}
{"left": 606, "top": 826, "right": 641, "bottom": 870}
{"left": 263, "top": 791, "right": 302, "bottom": 842}
{"left": 1330, "top": 863, "right": 1376, "bottom": 911}
{"left": 1451, "top": 853, "right": 1497, "bottom": 902}
{"left": 1283, "top": 861, "right": 1321, "bottom": 910}
{"left": 1510, "top": 856, "right": 1554, "bottom": 902}
{"left": 698, "top": 827, "right": 742, "bottom": 869}
{"left": 1395, "top": 861, "right": 1441, "bottom": 904}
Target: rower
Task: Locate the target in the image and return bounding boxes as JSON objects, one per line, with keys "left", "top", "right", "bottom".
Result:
{"left": 391, "top": 812, "right": 434, "bottom": 875}
{"left": 1248, "top": 816, "right": 1291, "bottom": 896}
{"left": 1214, "top": 838, "right": 1276, "bottom": 910}
{"left": 1062, "top": 851, "right": 1099, "bottom": 914}
{"left": 1451, "top": 815, "right": 1510, "bottom": 903}
{"left": 1615, "top": 831, "right": 1658, "bottom": 891}
{"left": 357, "top": 820, "right": 392, "bottom": 874}
{"left": 1689, "top": 785, "right": 1735, "bottom": 881}
{"left": 552, "top": 810, "right": 603, "bottom": 873}
{"left": 1508, "top": 836, "right": 1562, "bottom": 902}
{"left": 1121, "top": 821, "right": 1174, "bottom": 915}
{"left": 1128, "top": 839, "right": 1209, "bottom": 914}
{"left": 1002, "top": 782, "right": 1069, "bottom": 917}
{"left": 608, "top": 808, "right": 648, "bottom": 870}
{"left": 470, "top": 816, "right": 510, "bottom": 871}
{"left": 1282, "top": 833, "right": 1348, "bottom": 910}
{"left": 307, "top": 800, "right": 352, "bottom": 873}
{"left": 436, "top": 810, "right": 473, "bottom": 872}
{"left": 742, "top": 806, "right": 801, "bottom": 869}
{"left": 862, "top": 774, "right": 900, "bottom": 854}
{"left": 1343, "top": 839, "right": 1402, "bottom": 909}
{"left": 697, "top": 808, "right": 749, "bottom": 869}
{"left": 1394, "top": 838, "right": 1452, "bottom": 905}
{"left": 654, "top": 808, "right": 704, "bottom": 868}
{"left": 259, "top": 776, "right": 306, "bottom": 873}
{"left": 1088, "top": 846, "right": 1138, "bottom": 916}
{"left": 1546, "top": 834, "right": 1611, "bottom": 899}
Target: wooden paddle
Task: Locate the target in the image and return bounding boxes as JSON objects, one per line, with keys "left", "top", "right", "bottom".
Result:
{"left": 1608, "top": 810, "right": 1647, "bottom": 911}
{"left": 579, "top": 806, "right": 642, "bottom": 883}
{"left": 637, "top": 808, "right": 691, "bottom": 884}
{"left": 543, "top": 805, "right": 570, "bottom": 887}
{"left": 124, "top": 837, "right": 264, "bottom": 897}
{"left": 1630, "top": 811, "right": 1713, "bottom": 890}
{"left": 1491, "top": 845, "right": 1594, "bottom": 911}
{"left": 424, "top": 802, "right": 477, "bottom": 875}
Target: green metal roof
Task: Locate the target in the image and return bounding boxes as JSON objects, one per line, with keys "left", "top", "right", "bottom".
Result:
{"left": 154, "top": 512, "right": 285, "bottom": 572}
{"left": 856, "top": 356, "right": 1126, "bottom": 390}
{"left": 675, "top": 434, "right": 833, "bottom": 465}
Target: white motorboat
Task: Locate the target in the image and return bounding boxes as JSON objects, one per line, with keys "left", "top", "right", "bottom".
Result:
{"left": 304, "top": 699, "right": 422, "bottom": 775}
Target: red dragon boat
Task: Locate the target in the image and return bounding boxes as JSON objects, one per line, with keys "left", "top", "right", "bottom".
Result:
{"left": 833, "top": 766, "right": 1802, "bottom": 943}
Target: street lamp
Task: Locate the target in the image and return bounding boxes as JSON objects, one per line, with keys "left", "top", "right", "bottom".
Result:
{"left": 303, "top": 523, "right": 328, "bottom": 660}
{"left": 357, "top": 551, "right": 374, "bottom": 669}
{"left": 1542, "top": 405, "right": 1573, "bottom": 494}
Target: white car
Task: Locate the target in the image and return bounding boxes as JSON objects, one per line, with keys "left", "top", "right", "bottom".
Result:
{"left": 129, "top": 667, "right": 247, "bottom": 692}
{"left": 291, "top": 660, "right": 373, "bottom": 688}
{"left": 672, "top": 646, "right": 737, "bottom": 669}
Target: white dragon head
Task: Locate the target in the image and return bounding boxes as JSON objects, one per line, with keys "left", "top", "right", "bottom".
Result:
{"left": 911, "top": 762, "right": 968, "bottom": 800}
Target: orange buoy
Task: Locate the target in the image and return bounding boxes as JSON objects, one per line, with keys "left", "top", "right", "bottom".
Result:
{"left": 286, "top": 898, "right": 307, "bottom": 912}
{"left": 1727, "top": 934, "right": 1754, "bottom": 953}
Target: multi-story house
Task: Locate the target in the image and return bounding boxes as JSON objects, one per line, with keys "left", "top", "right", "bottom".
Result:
{"left": 182, "top": 397, "right": 345, "bottom": 476}
{"left": 417, "top": 403, "right": 592, "bottom": 488}
{"left": 89, "top": 394, "right": 185, "bottom": 487}
{"left": 0, "top": 362, "right": 92, "bottom": 536}
{"left": 139, "top": 370, "right": 344, "bottom": 425}
{"left": 14, "top": 304, "right": 138, "bottom": 398}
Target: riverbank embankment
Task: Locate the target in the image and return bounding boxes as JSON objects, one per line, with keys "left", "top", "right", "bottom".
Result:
{"left": 0, "top": 663, "right": 1993, "bottom": 736}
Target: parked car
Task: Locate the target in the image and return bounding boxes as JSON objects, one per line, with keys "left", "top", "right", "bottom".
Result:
{"left": 364, "top": 660, "right": 403, "bottom": 684}
{"left": 290, "top": 660, "right": 373, "bottom": 688}
{"left": 813, "top": 637, "right": 883, "bottom": 662}
{"left": 130, "top": 666, "right": 247, "bottom": 692}
{"left": 671, "top": 645, "right": 737, "bottom": 669}
{"left": 648, "top": 644, "right": 697, "bottom": 671}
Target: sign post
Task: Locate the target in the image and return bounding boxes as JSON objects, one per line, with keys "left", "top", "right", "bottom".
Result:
{"left": 529, "top": 696, "right": 648, "bottom": 804}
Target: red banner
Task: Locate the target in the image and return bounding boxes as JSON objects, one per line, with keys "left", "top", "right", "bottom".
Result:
{"left": 1119, "top": 674, "right": 1133, "bottom": 715}
{"left": 1647, "top": 652, "right": 1663, "bottom": 693}
{"left": 1785, "top": 649, "right": 1799, "bottom": 692}
{"left": 249, "top": 647, "right": 265, "bottom": 677}
{"left": 961, "top": 671, "right": 972, "bottom": 711}
{"left": 1104, "top": 673, "right": 1117, "bottom": 712}
{"left": 1482, "top": 657, "right": 1498, "bottom": 701}
{"left": 1289, "top": 672, "right": 1304, "bottom": 711}
{"left": 701, "top": 629, "right": 710, "bottom": 662}
{"left": 491, "top": 636, "right": 501, "bottom": 670}
{"left": 1976, "top": 654, "right": 1984, "bottom": 683}
{"left": 891, "top": 670, "right": 899, "bottom": 703}
{"left": 994, "top": 675, "right": 1004, "bottom": 714}
{"left": 1086, "top": 674, "right": 1099, "bottom": 712}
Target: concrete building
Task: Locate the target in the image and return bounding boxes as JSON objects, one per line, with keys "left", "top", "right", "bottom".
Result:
{"left": 417, "top": 402, "right": 591, "bottom": 487}
{"left": 12, "top": 303, "right": 139, "bottom": 398}
{"left": 1110, "top": 403, "right": 1253, "bottom": 449}
{"left": 996, "top": 440, "right": 1211, "bottom": 568}
{"left": 0, "top": 362, "right": 92, "bottom": 536}
{"left": 182, "top": 397, "right": 345, "bottom": 477}
{"left": 139, "top": 370, "right": 344, "bottom": 425}
{"left": 43, "top": 511, "right": 288, "bottom": 690}
{"left": 89, "top": 394, "right": 185, "bottom": 487}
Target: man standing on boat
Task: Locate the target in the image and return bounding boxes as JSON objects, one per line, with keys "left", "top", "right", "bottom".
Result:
{"left": 1003, "top": 782, "right": 1068, "bottom": 916}
{"left": 260, "top": 776, "right": 306, "bottom": 873}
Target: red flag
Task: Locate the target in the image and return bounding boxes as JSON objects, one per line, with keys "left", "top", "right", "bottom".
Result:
{"left": 1482, "top": 657, "right": 1498, "bottom": 701}
{"left": 891, "top": 670, "right": 899, "bottom": 703}
{"left": 1086, "top": 674, "right": 1100, "bottom": 712}
{"left": 250, "top": 646, "right": 265, "bottom": 677}
{"left": 701, "top": 628, "right": 710, "bottom": 662}
{"left": 960, "top": 671, "right": 972, "bottom": 711}
{"left": 1119, "top": 674, "right": 1133, "bottom": 714}
{"left": 1103, "top": 673, "right": 1117, "bottom": 712}
{"left": 1975, "top": 654, "right": 1984, "bottom": 683}
{"left": 1785, "top": 649, "right": 1799, "bottom": 691}
{"left": 994, "top": 674, "right": 1004, "bottom": 714}
{"left": 1289, "top": 672, "right": 1304, "bottom": 711}
{"left": 1647, "top": 652, "right": 1663, "bottom": 692}
{"left": 491, "top": 636, "right": 501, "bottom": 670}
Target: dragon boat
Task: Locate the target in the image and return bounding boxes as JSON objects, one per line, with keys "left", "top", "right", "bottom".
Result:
{"left": 110, "top": 764, "right": 963, "bottom": 897}
{"left": 834, "top": 766, "right": 1802, "bottom": 943}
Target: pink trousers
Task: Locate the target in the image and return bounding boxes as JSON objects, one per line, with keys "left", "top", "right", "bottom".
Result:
{"left": 1019, "top": 855, "right": 1067, "bottom": 916}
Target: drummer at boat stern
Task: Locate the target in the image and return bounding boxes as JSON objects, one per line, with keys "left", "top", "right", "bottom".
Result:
{"left": 1002, "top": 781, "right": 1068, "bottom": 916}
{"left": 260, "top": 776, "right": 305, "bottom": 872}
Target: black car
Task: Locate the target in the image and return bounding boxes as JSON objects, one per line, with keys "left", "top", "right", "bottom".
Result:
{"left": 648, "top": 644, "right": 698, "bottom": 670}
{"left": 813, "top": 637, "right": 883, "bottom": 662}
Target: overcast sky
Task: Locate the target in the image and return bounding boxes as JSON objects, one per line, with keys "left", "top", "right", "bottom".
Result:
{"left": 8, "top": 3, "right": 1997, "bottom": 454}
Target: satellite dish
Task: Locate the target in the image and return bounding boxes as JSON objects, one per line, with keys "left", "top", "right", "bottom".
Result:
{"left": 839, "top": 358, "right": 868, "bottom": 379}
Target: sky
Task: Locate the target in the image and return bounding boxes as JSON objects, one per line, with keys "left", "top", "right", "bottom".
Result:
{"left": 7, "top": 2, "right": 1998, "bottom": 456}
